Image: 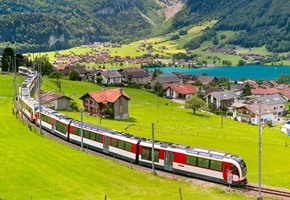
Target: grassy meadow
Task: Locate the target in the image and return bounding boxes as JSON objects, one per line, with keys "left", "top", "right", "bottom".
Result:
{"left": 40, "top": 76, "right": 290, "bottom": 190}
{"left": 0, "top": 74, "right": 261, "bottom": 200}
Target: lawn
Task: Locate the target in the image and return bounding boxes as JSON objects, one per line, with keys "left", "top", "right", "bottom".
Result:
{"left": 40, "top": 76, "right": 290, "bottom": 190}
{"left": 0, "top": 74, "right": 258, "bottom": 200}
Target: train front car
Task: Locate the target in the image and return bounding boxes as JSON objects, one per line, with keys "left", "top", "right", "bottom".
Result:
{"left": 18, "top": 96, "right": 38, "bottom": 122}
{"left": 138, "top": 141, "right": 247, "bottom": 186}
{"left": 69, "top": 121, "right": 142, "bottom": 163}
{"left": 35, "top": 108, "right": 73, "bottom": 140}
{"left": 223, "top": 155, "right": 247, "bottom": 186}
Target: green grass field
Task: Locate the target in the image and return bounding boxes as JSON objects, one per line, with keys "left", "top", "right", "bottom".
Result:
{"left": 40, "top": 77, "right": 290, "bottom": 190}
{"left": 0, "top": 74, "right": 260, "bottom": 200}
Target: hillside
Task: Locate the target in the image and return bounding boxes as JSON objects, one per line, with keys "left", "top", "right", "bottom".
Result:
{"left": 168, "top": 0, "right": 290, "bottom": 52}
{"left": 0, "top": 0, "right": 165, "bottom": 53}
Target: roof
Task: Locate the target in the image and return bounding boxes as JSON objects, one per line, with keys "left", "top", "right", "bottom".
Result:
{"left": 206, "top": 90, "right": 238, "bottom": 100}
{"left": 41, "top": 92, "right": 72, "bottom": 104}
{"left": 205, "top": 87, "right": 223, "bottom": 95}
{"left": 156, "top": 73, "right": 180, "bottom": 84}
{"left": 80, "top": 88, "right": 130, "bottom": 103}
{"left": 100, "top": 70, "right": 123, "bottom": 79}
{"left": 243, "top": 80, "right": 258, "bottom": 88}
{"left": 279, "top": 87, "right": 290, "bottom": 99}
{"left": 164, "top": 83, "right": 198, "bottom": 95}
{"left": 232, "top": 102, "right": 275, "bottom": 115}
{"left": 118, "top": 67, "right": 148, "bottom": 78}
{"left": 197, "top": 76, "right": 217, "bottom": 85}
{"left": 258, "top": 94, "right": 287, "bottom": 105}
{"left": 251, "top": 88, "right": 279, "bottom": 95}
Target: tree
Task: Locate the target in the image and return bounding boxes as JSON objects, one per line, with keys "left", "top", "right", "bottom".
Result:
{"left": 49, "top": 71, "right": 63, "bottom": 81}
{"left": 243, "top": 82, "right": 252, "bottom": 96}
{"left": 33, "top": 56, "right": 53, "bottom": 76}
{"left": 69, "top": 70, "right": 80, "bottom": 81}
{"left": 1, "top": 47, "right": 14, "bottom": 71}
{"left": 277, "top": 74, "right": 290, "bottom": 84}
{"left": 184, "top": 95, "right": 206, "bottom": 114}
{"left": 153, "top": 82, "right": 163, "bottom": 97}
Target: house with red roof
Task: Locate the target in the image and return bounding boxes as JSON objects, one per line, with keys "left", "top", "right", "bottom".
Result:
{"left": 79, "top": 88, "right": 130, "bottom": 120}
{"left": 164, "top": 83, "right": 198, "bottom": 99}
{"left": 251, "top": 88, "right": 279, "bottom": 96}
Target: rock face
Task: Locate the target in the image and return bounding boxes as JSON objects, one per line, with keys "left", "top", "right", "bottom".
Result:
{"left": 48, "top": 35, "right": 65, "bottom": 47}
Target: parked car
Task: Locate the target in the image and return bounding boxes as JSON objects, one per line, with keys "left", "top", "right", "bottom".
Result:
{"left": 281, "top": 124, "right": 290, "bottom": 134}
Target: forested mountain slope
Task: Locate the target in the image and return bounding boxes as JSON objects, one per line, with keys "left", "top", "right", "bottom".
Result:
{"left": 169, "top": 0, "right": 290, "bottom": 52}
{"left": 0, "top": 0, "right": 166, "bottom": 52}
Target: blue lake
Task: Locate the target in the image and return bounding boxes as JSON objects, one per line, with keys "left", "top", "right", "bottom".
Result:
{"left": 148, "top": 65, "right": 290, "bottom": 80}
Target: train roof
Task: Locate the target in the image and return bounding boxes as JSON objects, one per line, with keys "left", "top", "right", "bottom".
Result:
{"left": 71, "top": 120, "right": 144, "bottom": 141}
{"left": 41, "top": 108, "right": 72, "bottom": 122}
{"left": 139, "top": 140, "right": 244, "bottom": 161}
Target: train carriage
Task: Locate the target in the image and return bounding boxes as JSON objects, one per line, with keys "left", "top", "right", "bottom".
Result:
{"left": 35, "top": 108, "right": 73, "bottom": 140}
{"left": 69, "top": 121, "right": 143, "bottom": 163}
{"left": 138, "top": 140, "right": 247, "bottom": 186}
{"left": 18, "top": 96, "right": 38, "bottom": 122}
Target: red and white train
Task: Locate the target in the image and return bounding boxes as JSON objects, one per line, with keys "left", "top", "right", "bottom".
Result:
{"left": 17, "top": 66, "right": 247, "bottom": 186}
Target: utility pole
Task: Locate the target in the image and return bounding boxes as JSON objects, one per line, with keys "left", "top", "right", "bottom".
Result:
{"left": 257, "top": 99, "right": 263, "bottom": 200}
{"left": 151, "top": 121, "right": 158, "bottom": 175}
{"left": 13, "top": 56, "right": 17, "bottom": 111}
{"left": 80, "top": 109, "right": 83, "bottom": 151}
{"left": 38, "top": 61, "right": 42, "bottom": 135}
{"left": 221, "top": 92, "right": 224, "bottom": 128}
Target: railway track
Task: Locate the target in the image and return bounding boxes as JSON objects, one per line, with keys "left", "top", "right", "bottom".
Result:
{"left": 243, "top": 184, "right": 290, "bottom": 199}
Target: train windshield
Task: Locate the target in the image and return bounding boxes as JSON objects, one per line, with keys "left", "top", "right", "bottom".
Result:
{"left": 240, "top": 160, "right": 247, "bottom": 177}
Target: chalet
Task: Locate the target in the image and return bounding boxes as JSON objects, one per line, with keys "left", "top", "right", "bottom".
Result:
{"left": 251, "top": 88, "right": 279, "bottom": 96}
{"left": 232, "top": 102, "right": 277, "bottom": 125}
{"left": 164, "top": 83, "right": 198, "bottom": 99}
{"left": 100, "top": 70, "right": 123, "bottom": 85}
{"left": 204, "top": 90, "right": 238, "bottom": 109}
{"left": 41, "top": 92, "right": 72, "bottom": 110}
{"left": 118, "top": 67, "right": 149, "bottom": 84}
{"left": 79, "top": 88, "right": 130, "bottom": 120}
{"left": 196, "top": 76, "right": 218, "bottom": 85}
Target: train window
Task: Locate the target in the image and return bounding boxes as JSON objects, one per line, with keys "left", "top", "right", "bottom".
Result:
{"left": 141, "top": 148, "right": 151, "bottom": 161}
{"left": 230, "top": 164, "right": 239, "bottom": 175}
{"left": 84, "top": 130, "right": 90, "bottom": 138}
{"left": 124, "top": 143, "right": 132, "bottom": 151}
{"left": 73, "top": 127, "right": 80, "bottom": 136}
{"left": 111, "top": 138, "right": 118, "bottom": 147}
{"left": 118, "top": 140, "right": 125, "bottom": 149}
{"left": 41, "top": 115, "right": 50, "bottom": 123}
{"left": 153, "top": 150, "right": 159, "bottom": 162}
{"left": 56, "top": 122, "right": 66, "bottom": 134}
{"left": 210, "top": 160, "right": 222, "bottom": 171}
{"left": 96, "top": 134, "right": 102, "bottom": 142}
{"left": 186, "top": 155, "right": 197, "bottom": 166}
{"left": 197, "top": 158, "right": 209, "bottom": 168}
{"left": 90, "top": 132, "right": 96, "bottom": 141}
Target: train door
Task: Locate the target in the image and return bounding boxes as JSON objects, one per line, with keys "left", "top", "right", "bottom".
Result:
{"left": 164, "top": 151, "right": 174, "bottom": 171}
{"left": 103, "top": 136, "right": 109, "bottom": 153}
{"left": 222, "top": 162, "right": 231, "bottom": 181}
{"left": 51, "top": 119, "right": 56, "bottom": 133}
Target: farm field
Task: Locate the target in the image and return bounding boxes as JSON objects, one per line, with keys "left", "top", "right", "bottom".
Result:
{"left": 0, "top": 74, "right": 259, "bottom": 200}
{"left": 40, "top": 76, "right": 290, "bottom": 190}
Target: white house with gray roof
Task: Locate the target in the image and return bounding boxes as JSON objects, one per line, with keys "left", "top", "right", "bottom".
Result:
{"left": 204, "top": 90, "right": 238, "bottom": 109}
{"left": 254, "top": 94, "right": 287, "bottom": 116}
{"left": 151, "top": 73, "right": 181, "bottom": 87}
{"left": 100, "top": 70, "right": 123, "bottom": 85}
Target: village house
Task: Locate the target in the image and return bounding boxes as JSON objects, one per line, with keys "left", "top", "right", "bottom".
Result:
{"left": 256, "top": 94, "right": 287, "bottom": 116}
{"left": 278, "top": 87, "right": 290, "bottom": 101}
{"left": 79, "top": 88, "right": 130, "bottom": 120}
{"left": 204, "top": 90, "right": 238, "bottom": 109}
{"left": 196, "top": 76, "right": 218, "bottom": 85}
{"left": 251, "top": 88, "right": 280, "bottom": 96}
{"left": 164, "top": 83, "right": 198, "bottom": 99}
{"left": 100, "top": 70, "right": 123, "bottom": 85}
{"left": 118, "top": 67, "right": 149, "bottom": 84}
{"left": 232, "top": 102, "right": 277, "bottom": 125}
{"left": 151, "top": 73, "right": 181, "bottom": 87}
{"left": 243, "top": 80, "right": 259, "bottom": 88}
{"left": 41, "top": 92, "right": 72, "bottom": 110}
